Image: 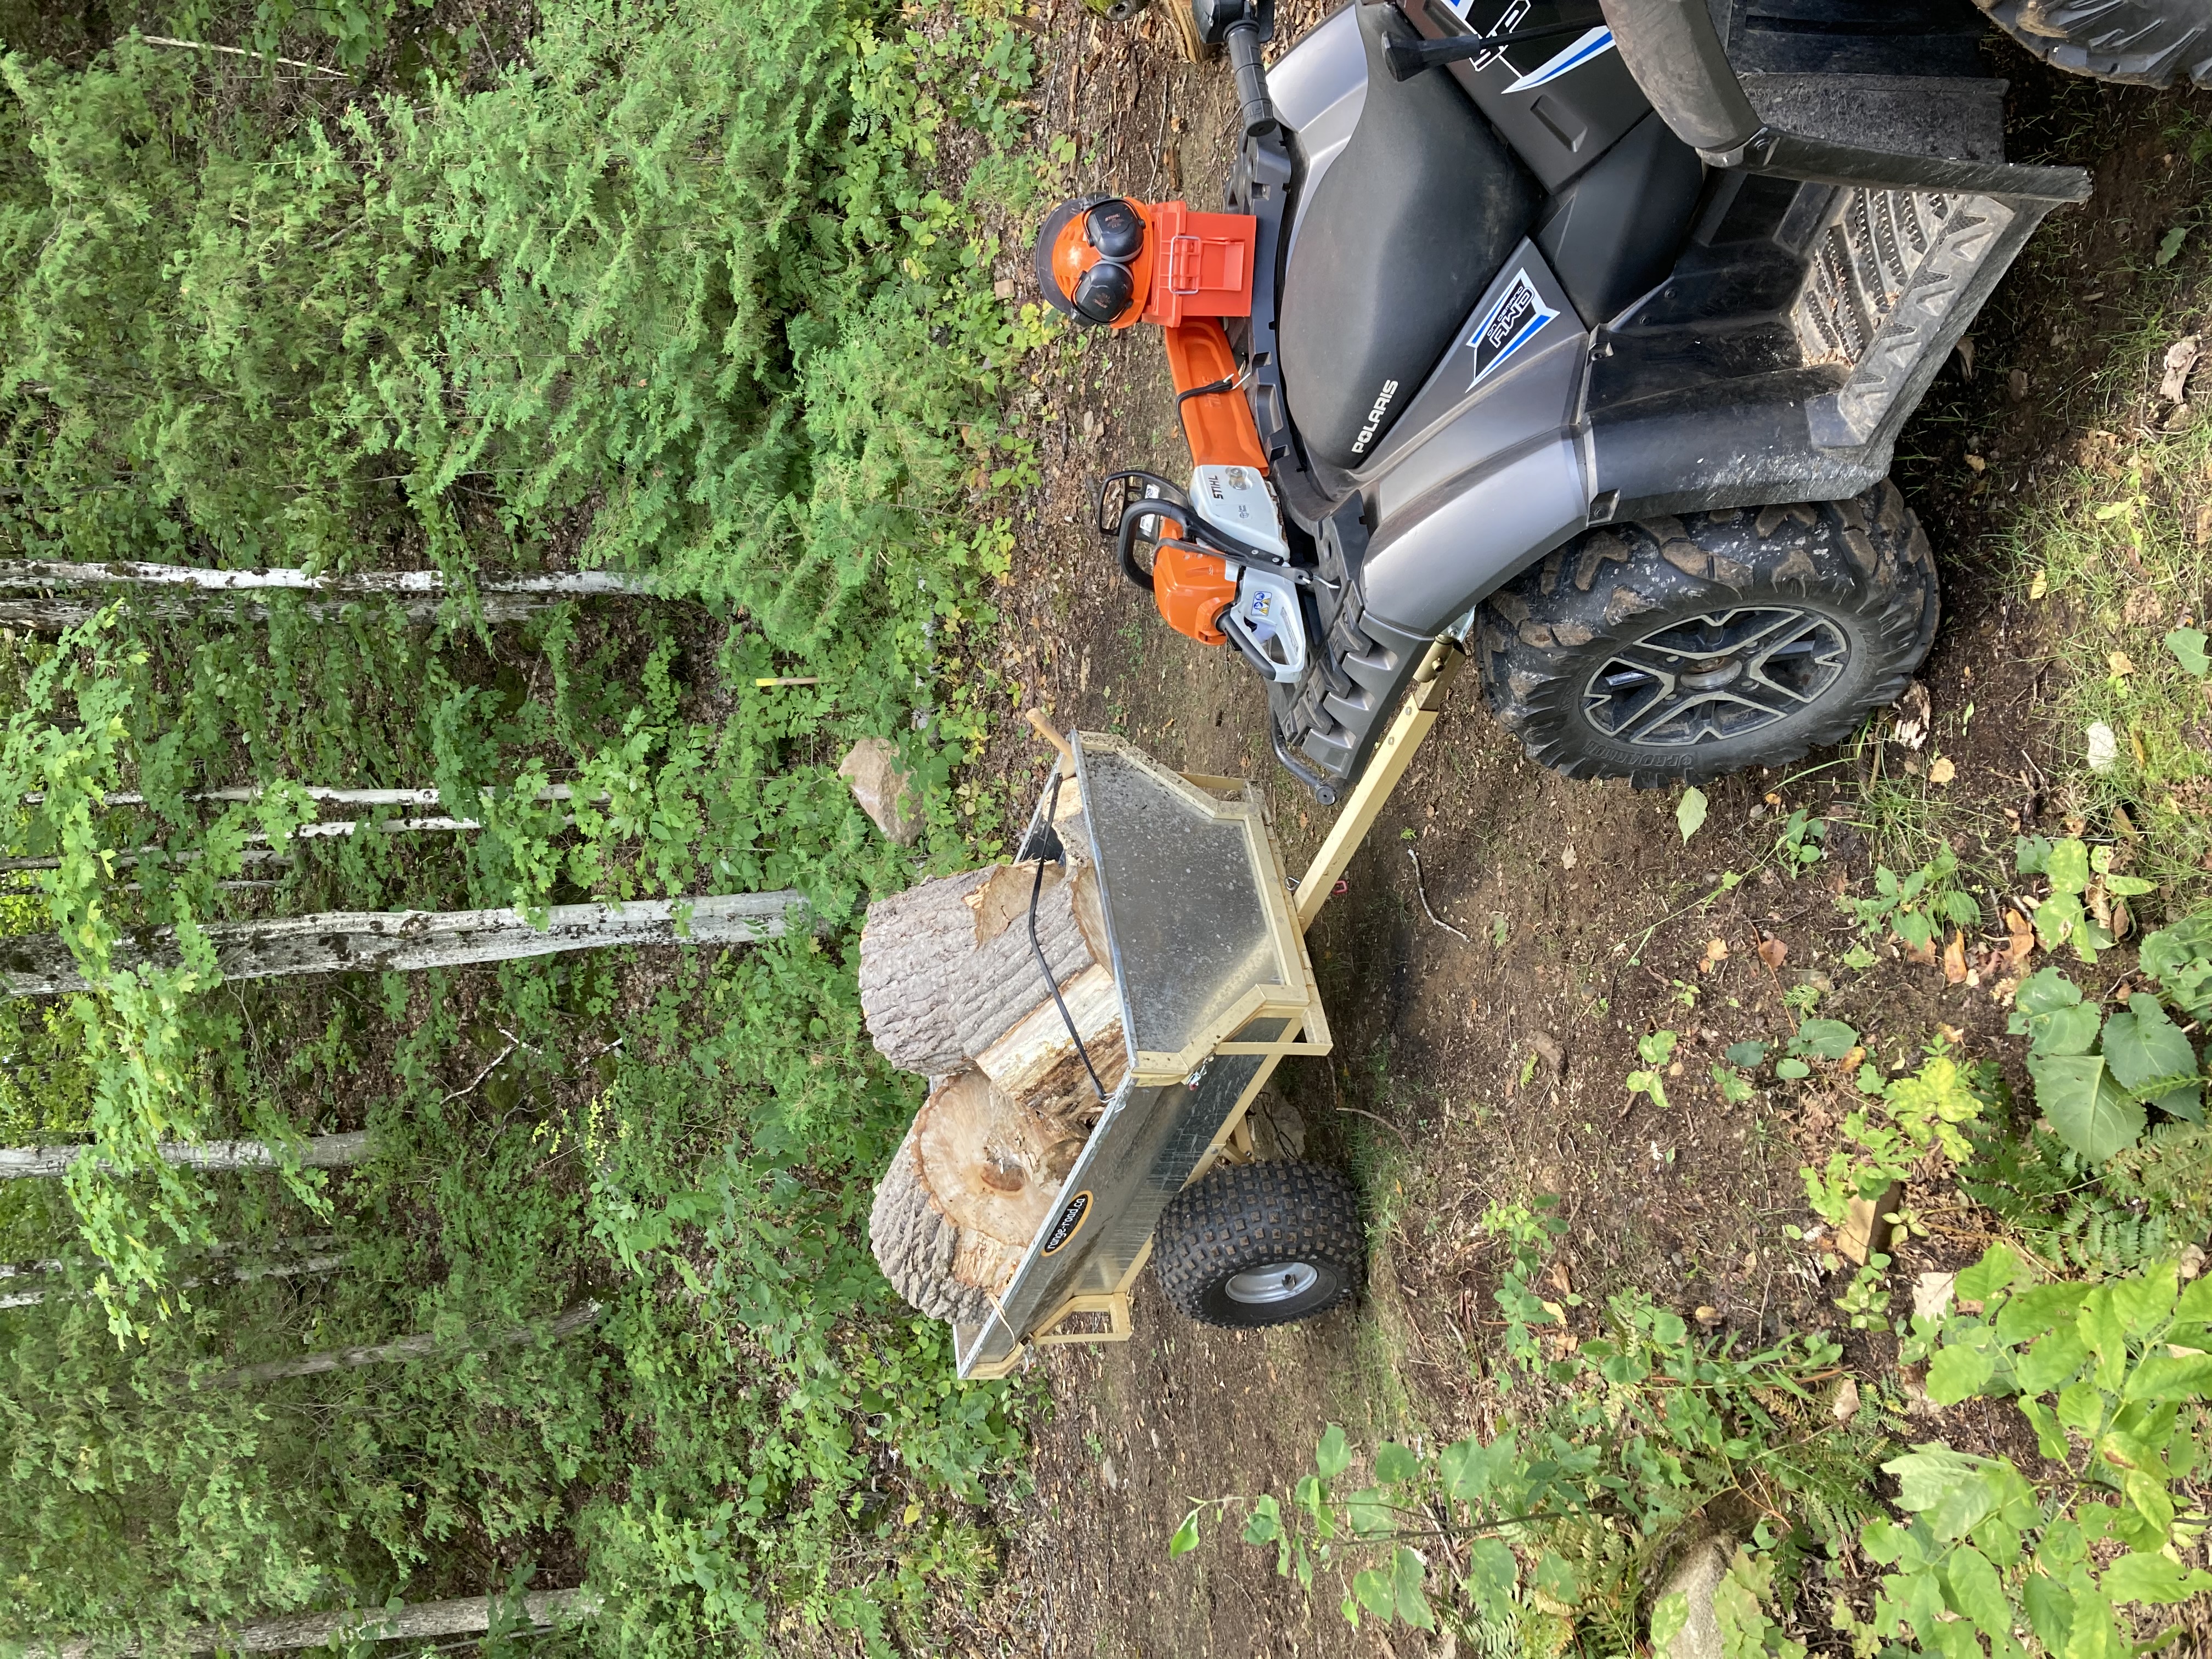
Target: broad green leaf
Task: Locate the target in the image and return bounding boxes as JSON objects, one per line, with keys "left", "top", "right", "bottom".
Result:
{"left": 2046, "top": 838, "right": 2091, "bottom": 896}
{"left": 2015, "top": 965, "right": 2084, "bottom": 1016}
{"left": 1884, "top": 1447, "right": 2027, "bottom": 1540}
{"left": 1926, "top": 1343, "right": 1996, "bottom": 1406}
{"left": 1169, "top": 1508, "right": 1203, "bottom": 1557}
{"left": 1792, "top": 1018, "right": 1859, "bottom": 1060}
{"left": 1316, "top": 1423, "right": 1351, "bottom": 1479}
{"left": 1438, "top": 1435, "right": 1489, "bottom": 1501}
{"left": 2019, "top": 1397, "right": 2069, "bottom": 1460}
{"left": 1650, "top": 1590, "right": 1690, "bottom": 1649}
{"left": 2036, "top": 890, "right": 2087, "bottom": 955}
{"left": 1242, "top": 1495, "right": 1281, "bottom": 1545}
{"left": 2174, "top": 1275, "right": 2212, "bottom": 1324}
{"left": 1677, "top": 787, "right": 1708, "bottom": 843}
{"left": 1775, "top": 1057, "right": 1810, "bottom": 1080}
{"left": 2165, "top": 624, "right": 2211, "bottom": 678}
{"left": 1351, "top": 1566, "right": 1395, "bottom": 1620}
{"left": 2016, "top": 836, "right": 2053, "bottom": 875}
{"left": 2027, "top": 1002, "right": 2104, "bottom": 1058}
{"left": 1392, "top": 1545, "right": 1436, "bottom": 1629}
{"left": 1345, "top": 1487, "right": 1395, "bottom": 1539}
{"left": 2078, "top": 1289, "right": 2130, "bottom": 1390}
{"left": 1373, "top": 1441, "right": 1420, "bottom": 1485}
{"left": 1944, "top": 1543, "right": 2010, "bottom": 1637}
{"left": 2099, "top": 1549, "right": 2212, "bottom": 1604}
{"left": 2029, "top": 1052, "right": 2146, "bottom": 1161}
{"left": 1725, "top": 1040, "right": 1769, "bottom": 1068}
{"left": 1536, "top": 1548, "right": 1582, "bottom": 1606}
{"left": 2023, "top": 1574, "right": 2073, "bottom": 1649}
{"left": 2108, "top": 1258, "right": 2178, "bottom": 1336}
{"left": 1465, "top": 1537, "right": 1518, "bottom": 1618}
{"left": 2120, "top": 1467, "right": 2175, "bottom": 1536}
{"left": 2101, "top": 996, "right": 2200, "bottom": 1102}
{"left": 1955, "top": 1242, "right": 2024, "bottom": 1303}
{"left": 2057, "top": 1380, "right": 2106, "bottom": 1435}
{"left": 1997, "top": 1283, "right": 2092, "bottom": 1345}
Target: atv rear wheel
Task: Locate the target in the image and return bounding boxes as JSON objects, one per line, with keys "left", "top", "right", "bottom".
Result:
{"left": 1475, "top": 482, "right": 1938, "bottom": 788}
{"left": 1978, "top": 0, "right": 2212, "bottom": 88}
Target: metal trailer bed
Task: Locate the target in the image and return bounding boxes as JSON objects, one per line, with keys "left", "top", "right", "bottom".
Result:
{"left": 953, "top": 643, "right": 1460, "bottom": 1380}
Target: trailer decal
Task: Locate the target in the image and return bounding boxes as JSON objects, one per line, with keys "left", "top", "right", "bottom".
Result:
{"left": 1040, "top": 1189, "right": 1093, "bottom": 1255}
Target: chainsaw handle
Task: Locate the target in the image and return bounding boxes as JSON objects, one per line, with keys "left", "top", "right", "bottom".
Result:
{"left": 1115, "top": 498, "right": 1163, "bottom": 592}
{"left": 1225, "top": 21, "right": 1278, "bottom": 140}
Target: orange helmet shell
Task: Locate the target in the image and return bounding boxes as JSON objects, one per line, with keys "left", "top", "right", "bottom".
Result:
{"left": 1037, "top": 197, "right": 1157, "bottom": 330}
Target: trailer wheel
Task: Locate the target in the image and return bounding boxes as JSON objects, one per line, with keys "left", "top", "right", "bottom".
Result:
{"left": 1475, "top": 481, "right": 1938, "bottom": 789}
{"left": 1154, "top": 1161, "right": 1362, "bottom": 1328}
{"left": 1980, "top": 0, "right": 2212, "bottom": 89}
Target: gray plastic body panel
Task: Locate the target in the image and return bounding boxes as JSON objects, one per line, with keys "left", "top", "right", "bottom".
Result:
{"left": 1352, "top": 243, "right": 1594, "bottom": 635}
{"left": 1269, "top": 2, "right": 1366, "bottom": 280}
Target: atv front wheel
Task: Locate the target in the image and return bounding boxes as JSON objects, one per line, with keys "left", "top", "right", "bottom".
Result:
{"left": 1475, "top": 482, "right": 1938, "bottom": 788}
{"left": 1979, "top": 0, "right": 2212, "bottom": 89}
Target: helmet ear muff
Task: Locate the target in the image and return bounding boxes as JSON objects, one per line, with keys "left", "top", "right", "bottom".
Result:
{"left": 1085, "top": 198, "right": 1145, "bottom": 261}
{"left": 1033, "top": 193, "right": 1115, "bottom": 319}
{"left": 1071, "top": 259, "right": 1136, "bottom": 325}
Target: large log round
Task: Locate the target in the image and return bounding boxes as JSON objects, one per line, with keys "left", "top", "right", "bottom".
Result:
{"left": 868, "top": 1068, "right": 1086, "bottom": 1325}
{"left": 856, "top": 867, "right": 994, "bottom": 1075}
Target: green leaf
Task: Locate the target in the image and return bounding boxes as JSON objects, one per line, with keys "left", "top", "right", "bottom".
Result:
{"left": 2102, "top": 996, "right": 2200, "bottom": 1102}
{"left": 1316, "top": 1423, "right": 1351, "bottom": 1480}
{"left": 1955, "top": 1242, "right": 2024, "bottom": 1303}
{"left": 1884, "top": 1447, "right": 2025, "bottom": 1540}
{"left": 1345, "top": 1487, "right": 1395, "bottom": 1539}
{"left": 1997, "top": 1282, "right": 2092, "bottom": 1346}
{"left": 1373, "top": 1441, "right": 1420, "bottom": 1485}
{"left": 1792, "top": 1018, "right": 1860, "bottom": 1060}
{"left": 2108, "top": 1258, "right": 2178, "bottom": 1336}
{"left": 2101, "top": 1549, "right": 2211, "bottom": 1604}
{"left": 2015, "top": 966, "right": 2085, "bottom": 1016}
{"left": 1638, "top": 1029, "right": 1679, "bottom": 1066}
{"left": 1724, "top": 1040, "right": 1769, "bottom": 1068}
{"left": 2036, "top": 890, "right": 2089, "bottom": 955}
{"left": 1170, "top": 1508, "right": 1203, "bottom": 1558}
{"left": 1776, "top": 1057, "right": 1810, "bottom": 1080}
{"left": 2166, "top": 625, "right": 2212, "bottom": 678}
{"left": 1926, "top": 1342, "right": 1997, "bottom": 1406}
{"left": 1392, "top": 1545, "right": 1436, "bottom": 1629}
{"left": 2157, "top": 224, "right": 2190, "bottom": 265}
{"left": 1465, "top": 1537, "right": 1518, "bottom": 1618}
{"left": 1651, "top": 1590, "right": 1691, "bottom": 1649}
{"left": 1242, "top": 1496, "right": 1281, "bottom": 1545}
{"left": 1440, "top": 1433, "right": 1508, "bottom": 1502}
{"left": 1677, "top": 787, "right": 1708, "bottom": 843}
{"left": 1944, "top": 1543, "right": 2010, "bottom": 1637}
{"left": 1536, "top": 1549, "right": 1582, "bottom": 1606}
{"left": 2029, "top": 1052, "right": 2146, "bottom": 1161}
{"left": 1351, "top": 1566, "right": 1395, "bottom": 1620}
{"left": 2027, "top": 1002, "right": 2106, "bottom": 1058}
{"left": 2016, "top": 836, "right": 2054, "bottom": 875}
{"left": 2046, "top": 839, "right": 2091, "bottom": 896}
{"left": 2023, "top": 1574, "right": 2073, "bottom": 1649}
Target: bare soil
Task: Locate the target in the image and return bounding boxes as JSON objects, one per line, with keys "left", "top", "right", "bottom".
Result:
{"left": 935, "top": 8, "right": 2212, "bottom": 1655}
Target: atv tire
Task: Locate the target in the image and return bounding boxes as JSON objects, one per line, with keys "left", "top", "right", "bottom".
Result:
{"left": 1475, "top": 482, "right": 1938, "bottom": 788}
{"left": 1154, "top": 1161, "right": 1362, "bottom": 1329}
{"left": 1978, "top": 0, "right": 2212, "bottom": 89}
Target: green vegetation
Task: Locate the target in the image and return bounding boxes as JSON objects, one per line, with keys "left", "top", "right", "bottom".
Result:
{"left": 0, "top": 0, "right": 1057, "bottom": 1651}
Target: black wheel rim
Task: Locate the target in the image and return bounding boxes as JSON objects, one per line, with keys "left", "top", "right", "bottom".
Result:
{"left": 1582, "top": 607, "right": 1850, "bottom": 749}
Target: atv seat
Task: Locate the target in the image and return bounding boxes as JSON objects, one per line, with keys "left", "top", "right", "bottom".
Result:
{"left": 1278, "top": 2, "right": 1538, "bottom": 472}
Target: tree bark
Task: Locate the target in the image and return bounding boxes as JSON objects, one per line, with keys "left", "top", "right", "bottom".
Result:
{"left": 0, "top": 1131, "right": 374, "bottom": 1180}
{"left": 0, "top": 1250, "right": 343, "bottom": 1311}
{"left": 0, "top": 891, "right": 806, "bottom": 996}
{"left": 196, "top": 1301, "right": 603, "bottom": 1389}
{"left": 0, "top": 558, "right": 648, "bottom": 628}
{"left": 29, "top": 1585, "right": 596, "bottom": 1658}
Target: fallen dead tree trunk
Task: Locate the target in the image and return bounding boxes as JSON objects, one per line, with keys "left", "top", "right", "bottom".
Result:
{"left": 0, "top": 893, "right": 805, "bottom": 996}
{"left": 0, "top": 1131, "right": 374, "bottom": 1180}
{"left": 197, "top": 1300, "right": 602, "bottom": 1389}
{"left": 0, "top": 558, "right": 648, "bottom": 628}
{"left": 26, "top": 1585, "right": 597, "bottom": 1658}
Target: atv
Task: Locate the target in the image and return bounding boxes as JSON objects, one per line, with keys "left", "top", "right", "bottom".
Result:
{"left": 1034, "top": 0, "right": 2142, "bottom": 802}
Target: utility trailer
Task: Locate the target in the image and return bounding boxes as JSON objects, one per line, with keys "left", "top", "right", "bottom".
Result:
{"left": 951, "top": 648, "right": 1458, "bottom": 1379}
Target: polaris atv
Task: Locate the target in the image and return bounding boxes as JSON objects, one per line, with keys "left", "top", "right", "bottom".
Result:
{"left": 1035, "top": 0, "right": 2140, "bottom": 802}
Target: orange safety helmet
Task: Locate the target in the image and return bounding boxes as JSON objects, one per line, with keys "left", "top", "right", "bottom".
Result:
{"left": 1034, "top": 195, "right": 1157, "bottom": 330}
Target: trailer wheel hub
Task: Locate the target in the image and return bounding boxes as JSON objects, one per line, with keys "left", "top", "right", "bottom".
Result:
{"left": 1583, "top": 607, "right": 1850, "bottom": 749}
{"left": 1225, "top": 1260, "right": 1321, "bottom": 1306}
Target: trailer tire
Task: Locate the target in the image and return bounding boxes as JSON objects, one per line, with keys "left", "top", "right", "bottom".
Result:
{"left": 1979, "top": 0, "right": 2212, "bottom": 89}
{"left": 1475, "top": 482, "right": 1938, "bottom": 788}
{"left": 1154, "top": 1161, "right": 1362, "bottom": 1328}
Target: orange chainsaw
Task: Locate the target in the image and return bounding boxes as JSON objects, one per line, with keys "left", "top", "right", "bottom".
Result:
{"left": 1035, "top": 193, "right": 1310, "bottom": 686}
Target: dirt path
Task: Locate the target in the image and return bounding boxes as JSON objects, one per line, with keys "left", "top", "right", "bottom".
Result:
{"left": 938, "top": 12, "right": 2212, "bottom": 1655}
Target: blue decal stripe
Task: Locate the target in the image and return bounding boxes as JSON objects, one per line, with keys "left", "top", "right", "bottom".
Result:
{"left": 1502, "top": 27, "right": 1615, "bottom": 93}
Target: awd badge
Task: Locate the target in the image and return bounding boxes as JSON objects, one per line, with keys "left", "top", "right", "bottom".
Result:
{"left": 1466, "top": 267, "right": 1560, "bottom": 391}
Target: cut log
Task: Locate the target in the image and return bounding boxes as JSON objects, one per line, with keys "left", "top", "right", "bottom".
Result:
{"left": 973, "top": 961, "right": 1126, "bottom": 1115}
{"left": 868, "top": 1068, "right": 1086, "bottom": 1325}
{"left": 856, "top": 866, "right": 994, "bottom": 1075}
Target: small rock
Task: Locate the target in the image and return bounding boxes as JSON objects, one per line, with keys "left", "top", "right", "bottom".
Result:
{"left": 2183, "top": 1244, "right": 2206, "bottom": 1282}
{"left": 1101, "top": 1455, "right": 1120, "bottom": 1491}
{"left": 2160, "top": 335, "right": 2200, "bottom": 403}
{"left": 2086, "top": 723, "right": 2120, "bottom": 774}
{"left": 1652, "top": 1534, "right": 1732, "bottom": 1659}
{"left": 1839, "top": 1183, "right": 1902, "bottom": 1266}
{"left": 992, "top": 276, "right": 1016, "bottom": 300}
{"left": 837, "top": 738, "right": 923, "bottom": 844}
